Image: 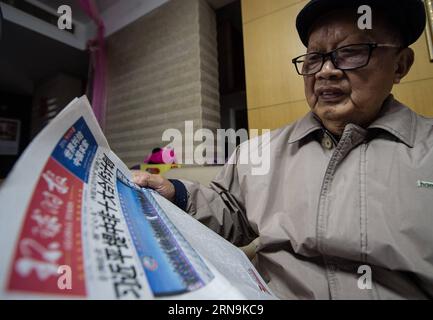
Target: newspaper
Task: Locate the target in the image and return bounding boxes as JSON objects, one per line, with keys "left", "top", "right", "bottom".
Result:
{"left": 0, "top": 96, "right": 276, "bottom": 300}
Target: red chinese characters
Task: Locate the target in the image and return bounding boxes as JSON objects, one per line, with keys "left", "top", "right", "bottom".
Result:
{"left": 7, "top": 157, "right": 87, "bottom": 296}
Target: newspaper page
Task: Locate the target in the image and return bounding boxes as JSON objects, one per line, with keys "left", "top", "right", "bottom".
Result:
{"left": 0, "top": 96, "right": 276, "bottom": 300}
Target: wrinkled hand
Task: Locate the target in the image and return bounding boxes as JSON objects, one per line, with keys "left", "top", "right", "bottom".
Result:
{"left": 131, "top": 170, "right": 175, "bottom": 202}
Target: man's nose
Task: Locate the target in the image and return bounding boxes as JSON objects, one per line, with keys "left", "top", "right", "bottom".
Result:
{"left": 315, "top": 59, "right": 343, "bottom": 80}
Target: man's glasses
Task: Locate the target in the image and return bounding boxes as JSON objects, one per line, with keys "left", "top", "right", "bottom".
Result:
{"left": 292, "top": 43, "right": 401, "bottom": 76}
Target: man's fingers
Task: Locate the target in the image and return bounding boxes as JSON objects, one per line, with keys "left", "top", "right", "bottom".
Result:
{"left": 145, "top": 174, "right": 164, "bottom": 189}
{"left": 131, "top": 170, "right": 165, "bottom": 189}
{"left": 131, "top": 170, "right": 151, "bottom": 187}
{"left": 131, "top": 170, "right": 175, "bottom": 201}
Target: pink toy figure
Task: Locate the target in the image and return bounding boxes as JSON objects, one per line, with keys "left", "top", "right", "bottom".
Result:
{"left": 143, "top": 147, "right": 177, "bottom": 164}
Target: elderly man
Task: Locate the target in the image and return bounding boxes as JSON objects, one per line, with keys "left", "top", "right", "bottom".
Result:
{"left": 133, "top": 0, "right": 433, "bottom": 299}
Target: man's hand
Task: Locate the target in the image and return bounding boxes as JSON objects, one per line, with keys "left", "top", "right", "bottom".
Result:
{"left": 131, "top": 170, "right": 176, "bottom": 202}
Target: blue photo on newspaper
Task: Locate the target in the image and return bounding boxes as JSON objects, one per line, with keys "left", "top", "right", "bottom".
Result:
{"left": 116, "top": 171, "right": 214, "bottom": 297}
{"left": 51, "top": 117, "right": 97, "bottom": 183}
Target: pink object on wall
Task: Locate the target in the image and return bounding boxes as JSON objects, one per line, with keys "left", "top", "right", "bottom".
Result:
{"left": 78, "top": 0, "right": 107, "bottom": 129}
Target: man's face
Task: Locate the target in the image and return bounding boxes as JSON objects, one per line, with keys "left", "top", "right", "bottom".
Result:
{"left": 304, "top": 11, "right": 402, "bottom": 135}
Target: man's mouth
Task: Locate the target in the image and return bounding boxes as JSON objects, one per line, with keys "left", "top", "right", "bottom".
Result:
{"left": 316, "top": 87, "right": 346, "bottom": 102}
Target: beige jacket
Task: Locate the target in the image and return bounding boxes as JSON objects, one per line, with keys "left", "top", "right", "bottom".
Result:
{"left": 180, "top": 96, "right": 433, "bottom": 299}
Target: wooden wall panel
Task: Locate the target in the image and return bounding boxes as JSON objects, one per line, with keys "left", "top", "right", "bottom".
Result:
{"left": 248, "top": 100, "right": 310, "bottom": 130}
{"left": 243, "top": 1, "right": 307, "bottom": 110}
{"left": 241, "top": 0, "right": 303, "bottom": 23}
{"left": 393, "top": 78, "right": 433, "bottom": 118}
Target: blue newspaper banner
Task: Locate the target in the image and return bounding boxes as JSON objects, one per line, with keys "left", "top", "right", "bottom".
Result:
{"left": 116, "top": 170, "right": 214, "bottom": 297}
{"left": 51, "top": 117, "right": 98, "bottom": 183}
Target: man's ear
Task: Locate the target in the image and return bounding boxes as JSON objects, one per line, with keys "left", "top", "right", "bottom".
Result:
{"left": 393, "top": 48, "right": 414, "bottom": 84}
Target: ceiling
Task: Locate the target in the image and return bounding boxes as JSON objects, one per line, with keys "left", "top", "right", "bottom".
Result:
{"left": 207, "top": 0, "right": 236, "bottom": 9}
{"left": 37, "top": 0, "right": 237, "bottom": 23}
{"left": 37, "top": 0, "right": 120, "bottom": 23}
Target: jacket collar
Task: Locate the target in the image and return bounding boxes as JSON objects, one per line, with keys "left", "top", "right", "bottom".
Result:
{"left": 287, "top": 111, "right": 322, "bottom": 144}
{"left": 288, "top": 95, "right": 416, "bottom": 148}
{"left": 368, "top": 95, "right": 416, "bottom": 148}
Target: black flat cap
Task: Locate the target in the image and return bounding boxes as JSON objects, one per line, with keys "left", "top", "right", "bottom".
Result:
{"left": 296, "top": 0, "right": 426, "bottom": 47}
